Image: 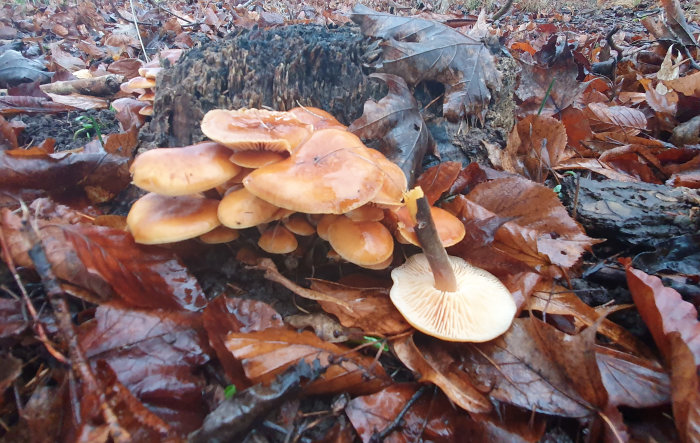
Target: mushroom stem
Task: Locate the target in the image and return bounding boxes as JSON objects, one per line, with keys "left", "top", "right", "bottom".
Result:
{"left": 414, "top": 195, "right": 458, "bottom": 292}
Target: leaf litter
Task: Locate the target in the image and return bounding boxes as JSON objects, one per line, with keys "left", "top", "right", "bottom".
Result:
{"left": 0, "top": 0, "right": 699, "bottom": 441}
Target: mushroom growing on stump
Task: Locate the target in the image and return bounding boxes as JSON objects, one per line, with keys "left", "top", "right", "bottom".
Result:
{"left": 390, "top": 187, "right": 516, "bottom": 342}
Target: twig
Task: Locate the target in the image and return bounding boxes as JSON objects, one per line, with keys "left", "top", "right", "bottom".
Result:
{"left": 370, "top": 385, "right": 427, "bottom": 442}
{"left": 19, "top": 204, "right": 130, "bottom": 443}
{"left": 492, "top": 0, "right": 514, "bottom": 21}
{"left": 129, "top": 0, "right": 150, "bottom": 62}
{"left": 145, "top": 0, "right": 200, "bottom": 26}
{"left": 605, "top": 26, "right": 624, "bottom": 61}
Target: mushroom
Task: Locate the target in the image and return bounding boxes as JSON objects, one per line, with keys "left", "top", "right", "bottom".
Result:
{"left": 200, "top": 226, "right": 240, "bottom": 244}
{"left": 130, "top": 142, "right": 241, "bottom": 195}
{"left": 258, "top": 225, "right": 298, "bottom": 254}
{"left": 200, "top": 108, "right": 313, "bottom": 153}
{"left": 217, "top": 187, "right": 279, "bottom": 229}
{"left": 243, "top": 129, "right": 384, "bottom": 214}
{"left": 344, "top": 204, "right": 385, "bottom": 222}
{"left": 366, "top": 149, "right": 407, "bottom": 208}
{"left": 282, "top": 214, "right": 316, "bottom": 236}
{"left": 127, "top": 193, "right": 220, "bottom": 244}
{"left": 229, "top": 151, "right": 286, "bottom": 168}
{"left": 389, "top": 187, "right": 516, "bottom": 342}
{"left": 396, "top": 206, "right": 465, "bottom": 247}
{"left": 326, "top": 215, "right": 394, "bottom": 267}
{"left": 390, "top": 253, "right": 516, "bottom": 342}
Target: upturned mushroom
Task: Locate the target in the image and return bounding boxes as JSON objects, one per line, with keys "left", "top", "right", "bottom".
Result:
{"left": 389, "top": 187, "right": 516, "bottom": 342}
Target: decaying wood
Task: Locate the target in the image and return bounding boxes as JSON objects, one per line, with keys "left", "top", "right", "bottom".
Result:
{"left": 562, "top": 177, "right": 700, "bottom": 249}
{"left": 40, "top": 74, "right": 125, "bottom": 96}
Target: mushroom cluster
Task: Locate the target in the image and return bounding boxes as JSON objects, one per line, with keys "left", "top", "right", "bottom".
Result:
{"left": 126, "top": 106, "right": 466, "bottom": 269}
{"left": 120, "top": 49, "right": 184, "bottom": 116}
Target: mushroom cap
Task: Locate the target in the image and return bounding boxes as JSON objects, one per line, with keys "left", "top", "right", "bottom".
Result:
{"left": 283, "top": 214, "right": 316, "bottom": 236}
{"left": 230, "top": 150, "right": 286, "bottom": 168}
{"left": 243, "top": 129, "right": 384, "bottom": 214}
{"left": 201, "top": 108, "right": 313, "bottom": 153}
{"left": 288, "top": 106, "right": 347, "bottom": 130}
{"left": 316, "top": 214, "right": 340, "bottom": 241}
{"left": 390, "top": 253, "right": 516, "bottom": 342}
{"left": 396, "top": 206, "right": 465, "bottom": 247}
{"left": 366, "top": 150, "right": 407, "bottom": 207}
{"left": 217, "top": 187, "right": 279, "bottom": 229}
{"left": 127, "top": 193, "right": 220, "bottom": 244}
{"left": 200, "top": 226, "right": 240, "bottom": 244}
{"left": 138, "top": 66, "right": 163, "bottom": 79}
{"left": 130, "top": 142, "right": 241, "bottom": 196}
{"left": 258, "top": 225, "right": 298, "bottom": 254}
{"left": 139, "top": 105, "right": 154, "bottom": 116}
{"left": 125, "top": 76, "right": 156, "bottom": 90}
{"left": 327, "top": 216, "right": 394, "bottom": 267}
{"left": 345, "top": 204, "right": 385, "bottom": 222}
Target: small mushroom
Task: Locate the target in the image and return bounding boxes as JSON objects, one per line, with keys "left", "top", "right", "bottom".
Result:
{"left": 396, "top": 206, "right": 465, "bottom": 247}
{"left": 327, "top": 215, "right": 394, "bottom": 267}
{"left": 229, "top": 151, "right": 286, "bottom": 168}
{"left": 200, "top": 226, "right": 240, "bottom": 244}
{"left": 130, "top": 142, "right": 241, "bottom": 196}
{"left": 217, "top": 187, "right": 279, "bottom": 229}
{"left": 366, "top": 149, "right": 407, "bottom": 208}
{"left": 243, "top": 129, "right": 384, "bottom": 214}
{"left": 127, "top": 193, "right": 220, "bottom": 244}
{"left": 344, "top": 204, "right": 385, "bottom": 222}
{"left": 258, "top": 225, "right": 298, "bottom": 254}
{"left": 201, "top": 108, "right": 313, "bottom": 153}
{"left": 390, "top": 253, "right": 516, "bottom": 342}
{"left": 283, "top": 214, "right": 316, "bottom": 236}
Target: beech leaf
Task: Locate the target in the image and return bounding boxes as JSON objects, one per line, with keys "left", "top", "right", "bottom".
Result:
{"left": 351, "top": 4, "right": 501, "bottom": 122}
{"left": 349, "top": 73, "right": 436, "bottom": 184}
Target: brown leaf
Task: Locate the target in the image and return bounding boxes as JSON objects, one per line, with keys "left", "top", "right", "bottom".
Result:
{"left": 286, "top": 312, "right": 364, "bottom": 343}
{"left": 0, "top": 115, "right": 18, "bottom": 150}
{"left": 392, "top": 335, "right": 493, "bottom": 413}
{"left": 669, "top": 333, "right": 700, "bottom": 443}
{"left": 309, "top": 279, "right": 411, "bottom": 337}
{"left": 225, "top": 328, "right": 390, "bottom": 395}
{"left": 505, "top": 114, "right": 569, "bottom": 182}
{"left": 457, "top": 317, "right": 593, "bottom": 417}
{"left": 0, "top": 95, "right": 77, "bottom": 114}
{"left": 0, "top": 149, "right": 130, "bottom": 200}
{"left": 516, "top": 60, "right": 587, "bottom": 114}
{"left": 659, "top": 0, "right": 698, "bottom": 46}
{"left": 349, "top": 73, "right": 435, "bottom": 184}
{"left": 664, "top": 71, "right": 700, "bottom": 97}
{"left": 351, "top": 5, "right": 501, "bottom": 122}
{"left": 202, "top": 296, "right": 283, "bottom": 388}
{"left": 80, "top": 303, "right": 210, "bottom": 433}
{"left": 585, "top": 102, "right": 647, "bottom": 136}
{"left": 1, "top": 209, "right": 207, "bottom": 311}
{"left": 450, "top": 177, "right": 600, "bottom": 277}
{"left": 107, "top": 58, "right": 143, "bottom": 80}
{"left": 414, "top": 161, "right": 461, "bottom": 204}
{"left": 595, "top": 345, "right": 671, "bottom": 408}
{"left": 0, "top": 298, "right": 28, "bottom": 338}
{"left": 599, "top": 145, "right": 664, "bottom": 184}
{"left": 560, "top": 106, "right": 593, "bottom": 153}
{"left": 625, "top": 266, "right": 700, "bottom": 365}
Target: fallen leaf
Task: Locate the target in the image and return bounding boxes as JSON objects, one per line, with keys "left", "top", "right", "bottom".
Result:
{"left": 504, "top": 114, "right": 569, "bottom": 182}
{"left": 286, "top": 312, "right": 364, "bottom": 343}
{"left": 349, "top": 73, "right": 436, "bottom": 184}
{"left": 669, "top": 332, "right": 700, "bottom": 443}
{"left": 80, "top": 303, "right": 210, "bottom": 433}
{"left": 1, "top": 209, "right": 207, "bottom": 311}
{"left": 0, "top": 50, "right": 52, "bottom": 87}
{"left": 202, "top": 296, "right": 283, "bottom": 388}
{"left": 585, "top": 102, "right": 647, "bottom": 136}
{"left": 414, "top": 161, "right": 461, "bottom": 204}
{"left": 309, "top": 279, "right": 412, "bottom": 337}
{"left": 560, "top": 106, "right": 593, "bottom": 153}
{"left": 392, "top": 334, "right": 492, "bottom": 413}
{"left": 351, "top": 5, "right": 501, "bottom": 122}
{"left": 625, "top": 266, "right": 700, "bottom": 365}
{"left": 664, "top": 71, "right": 700, "bottom": 97}
{"left": 225, "top": 328, "right": 390, "bottom": 395}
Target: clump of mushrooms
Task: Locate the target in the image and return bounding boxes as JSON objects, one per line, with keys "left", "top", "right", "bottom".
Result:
{"left": 119, "top": 49, "right": 184, "bottom": 116}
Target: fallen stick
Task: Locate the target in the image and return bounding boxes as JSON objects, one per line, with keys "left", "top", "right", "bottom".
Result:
{"left": 40, "top": 74, "right": 125, "bottom": 96}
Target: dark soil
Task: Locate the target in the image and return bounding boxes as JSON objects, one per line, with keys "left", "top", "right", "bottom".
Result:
{"left": 13, "top": 108, "right": 122, "bottom": 151}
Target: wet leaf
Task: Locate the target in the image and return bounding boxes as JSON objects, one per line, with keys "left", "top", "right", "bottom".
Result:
{"left": 414, "top": 161, "right": 462, "bottom": 204}
{"left": 0, "top": 298, "right": 27, "bottom": 338}
{"left": 664, "top": 71, "right": 700, "bottom": 97}
{"left": 351, "top": 5, "right": 501, "bottom": 122}
{"left": 560, "top": 106, "right": 593, "bottom": 153}
{"left": 225, "top": 328, "right": 390, "bottom": 395}
{"left": 392, "top": 334, "right": 492, "bottom": 413}
{"left": 0, "top": 95, "right": 77, "bottom": 114}
{"left": 1, "top": 209, "right": 207, "bottom": 311}
{"left": 504, "top": 114, "right": 569, "bottom": 182}
{"left": 349, "top": 73, "right": 436, "bottom": 184}
{"left": 669, "top": 333, "right": 700, "bottom": 443}
{"left": 286, "top": 312, "right": 364, "bottom": 343}
{"left": 80, "top": 303, "right": 210, "bottom": 433}
{"left": 0, "top": 50, "right": 52, "bottom": 87}
{"left": 202, "top": 296, "right": 283, "bottom": 388}
{"left": 585, "top": 102, "right": 647, "bottom": 136}
{"left": 309, "top": 279, "right": 411, "bottom": 337}
{"left": 625, "top": 266, "right": 700, "bottom": 365}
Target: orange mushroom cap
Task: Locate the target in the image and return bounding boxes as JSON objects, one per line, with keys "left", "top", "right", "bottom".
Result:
{"left": 200, "top": 226, "right": 240, "bottom": 244}
{"left": 327, "top": 216, "right": 394, "bottom": 267}
{"left": 396, "top": 206, "right": 465, "bottom": 247}
{"left": 345, "top": 204, "right": 385, "bottom": 222}
{"left": 366, "top": 149, "right": 408, "bottom": 208}
{"left": 217, "top": 187, "right": 279, "bottom": 229}
{"left": 288, "top": 106, "right": 347, "bottom": 130}
{"left": 201, "top": 108, "right": 313, "bottom": 153}
{"left": 316, "top": 214, "right": 340, "bottom": 241}
{"left": 283, "top": 214, "right": 316, "bottom": 236}
{"left": 258, "top": 225, "right": 298, "bottom": 254}
{"left": 243, "top": 129, "right": 384, "bottom": 214}
{"left": 229, "top": 150, "right": 286, "bottom": 168}
{"left": 130, "top": 142, "right": 241, "bottom": 196}
{"left": 127, "top": 193, "right": 220, "bottom": 244}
